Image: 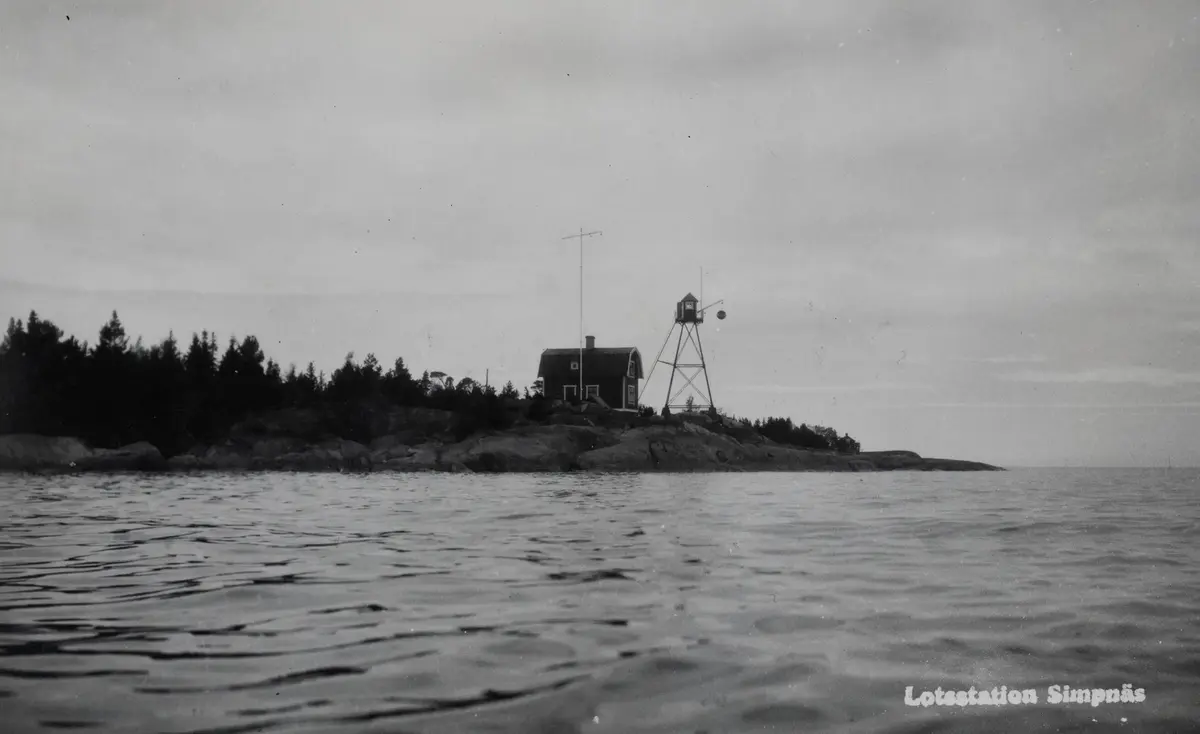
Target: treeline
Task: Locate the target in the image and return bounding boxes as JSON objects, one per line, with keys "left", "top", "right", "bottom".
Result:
{"left": 0, "top": 311, "right": 523, "bottom": 456}
{"left": 0, "top": 309, "right": 860, "bottom": 456}
{"left": 744, "top": 416, "right": 860, "bottom": 454}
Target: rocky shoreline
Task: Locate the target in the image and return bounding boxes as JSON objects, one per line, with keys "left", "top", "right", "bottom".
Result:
{"left": 0, "top": 407, "right": 1002, "bottom": 474}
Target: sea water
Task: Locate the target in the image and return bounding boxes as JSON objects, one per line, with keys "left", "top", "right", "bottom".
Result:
{"left": 1, "top": 469, "right": 1197, "bottom": 733}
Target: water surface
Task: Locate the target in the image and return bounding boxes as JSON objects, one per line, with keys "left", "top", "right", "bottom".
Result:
{"left": 1, "top": 469, "right": 1197, "bottom": 733}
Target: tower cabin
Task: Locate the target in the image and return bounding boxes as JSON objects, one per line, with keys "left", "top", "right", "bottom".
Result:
{"left": 537, "top": 335, "right": 644, "bottom": 409}
{"left": 676, "top": 292, "right": 702, "bottom": 323}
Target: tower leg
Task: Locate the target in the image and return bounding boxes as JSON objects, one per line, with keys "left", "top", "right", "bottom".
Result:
{"left": 640, "top": 321, "right": 677, "bottom": 405}
{"left": 693, "top": 323, "right": 714, "bottom": 411}
{"left": 663, "top": 323, "right": 685, "bottom": 414}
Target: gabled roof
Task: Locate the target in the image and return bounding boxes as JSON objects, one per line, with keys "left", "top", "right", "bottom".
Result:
{"left": 681, "top": 292, "right": 698, "bottom": 302}
{"left": 538, "top": 347, "right": 643, "bottom": 379}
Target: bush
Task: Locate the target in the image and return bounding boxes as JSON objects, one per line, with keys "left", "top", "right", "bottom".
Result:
{"left": 528, "top": 396, "right": 551, "bottom": 422}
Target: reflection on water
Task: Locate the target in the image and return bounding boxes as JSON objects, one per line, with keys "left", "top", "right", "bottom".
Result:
{"left": 1, "top": 469, "right": 1198, "bottom": 733}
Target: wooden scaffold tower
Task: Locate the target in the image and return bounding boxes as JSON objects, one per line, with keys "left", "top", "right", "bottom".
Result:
{"left": 641, "top": 291, "right": 726, "bottom": 415}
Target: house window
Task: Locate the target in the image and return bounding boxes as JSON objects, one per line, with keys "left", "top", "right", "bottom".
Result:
{"left": 627, "top": 384, "right": 636, "bottom": 405}
{"left": 570, "top": 360, "right": 579, "bottom": 371}
{"left": 563, "top": 385, "right": 577, "bottom": 400}
{"left": 585, "top": 385, "right": 599, "bottom": 399}
{"left": 684, "top": 301, "right": 695, "bottom": 311}
{"left": 628, "top": 362, "right": 636, "bottom": 378}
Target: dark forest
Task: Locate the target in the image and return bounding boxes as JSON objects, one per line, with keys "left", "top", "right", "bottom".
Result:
{"left": 0, "top": 310, "right": 860, "bottom": 456}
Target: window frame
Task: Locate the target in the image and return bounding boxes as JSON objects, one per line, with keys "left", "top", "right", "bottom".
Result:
{"left": 563, "top": 385, "right": 577, "bottom": 400}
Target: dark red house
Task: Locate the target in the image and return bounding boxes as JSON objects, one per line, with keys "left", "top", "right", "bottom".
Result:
{"left": 537, "top": 335, "right": 644, "bottom": 409}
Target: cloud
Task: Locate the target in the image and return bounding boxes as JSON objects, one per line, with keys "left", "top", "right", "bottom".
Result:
{"left": 2, "top": 2, "right": 1198, "bottom": 467}
{"left": 1001, "top": 366, "right": 1200, "bottom": 388}
{"left": 953, "top": 354, "right": 1048, "bottom": 365}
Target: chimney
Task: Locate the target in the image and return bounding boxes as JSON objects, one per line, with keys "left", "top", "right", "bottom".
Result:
{"left": 585, "top": 335, "right": 595, "bottom": 350}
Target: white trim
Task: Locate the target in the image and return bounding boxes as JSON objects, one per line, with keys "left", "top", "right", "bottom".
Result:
{"left": 585, "top": 384, "right": 599, "bottom": 399}
{"left": 626, "top": 383, "right": 636, "bottom": 407}
{"left": 570, "top": 360, "right": 579, "bottom": 370}
{"left": 563, "top": 384, "right": 577, "bottom": 400}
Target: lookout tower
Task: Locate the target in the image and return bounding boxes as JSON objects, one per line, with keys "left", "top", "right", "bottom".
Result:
{"left": 642, "top": 292, "right": 726, "bottom": 415}
{"left": 676, "top": 292, "right": 701, "bottom": 323}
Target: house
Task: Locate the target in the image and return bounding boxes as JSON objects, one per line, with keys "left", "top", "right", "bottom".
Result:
{"left": 537, "top": 335, "right": 644, "bottom": 409}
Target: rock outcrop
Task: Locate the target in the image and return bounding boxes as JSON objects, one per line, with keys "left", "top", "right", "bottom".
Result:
{"left": 573, "top": 422, "right": 871, "bottom": 472}
{"left": 0, "top": 420, "right": 1002, "bottom": 474}
{"left": 0, "top": 435, "right": 166, "bottom": 472}
{"left": 441, "top": 425, "right": 618, "bottom": 472}
{"left": 856, "top": 450, "right": 998, "bottom": 471}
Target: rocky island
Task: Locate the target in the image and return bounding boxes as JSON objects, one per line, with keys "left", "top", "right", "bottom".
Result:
{"left": 0, "top": 310, "right": 1002, "bottom": 475}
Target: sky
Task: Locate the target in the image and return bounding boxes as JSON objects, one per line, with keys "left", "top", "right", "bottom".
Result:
{"left": 2, "top": 1, "right": 1198, "bottom": 467}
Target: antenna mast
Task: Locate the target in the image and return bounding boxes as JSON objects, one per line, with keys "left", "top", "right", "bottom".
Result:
{"left": 561, "top": 228, "right": 602, "bottom": 399}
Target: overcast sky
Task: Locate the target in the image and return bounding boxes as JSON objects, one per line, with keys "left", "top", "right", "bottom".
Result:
{"left": 3, "top": 1, "right": 1198, "bottom": 466}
